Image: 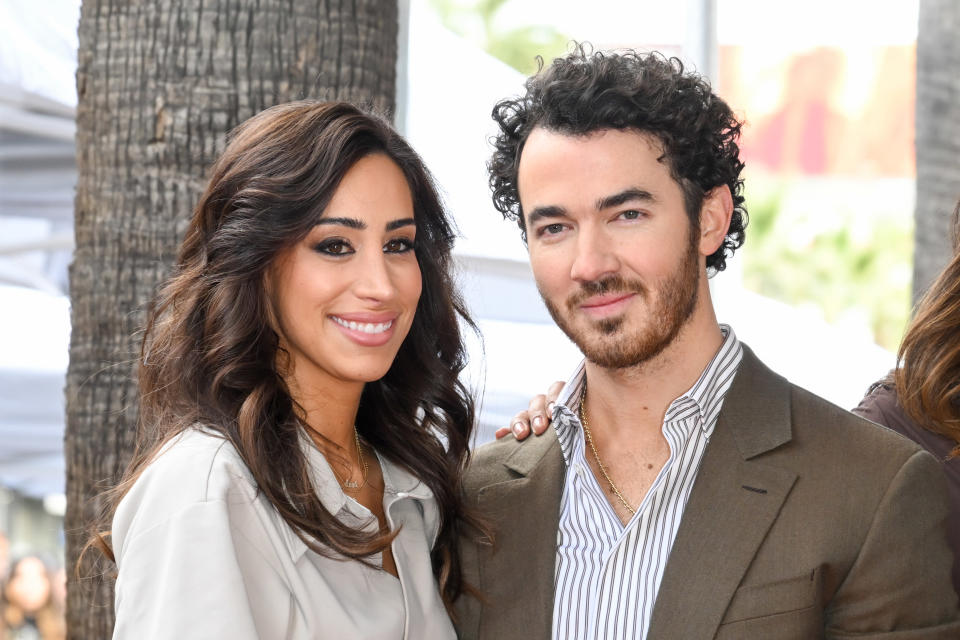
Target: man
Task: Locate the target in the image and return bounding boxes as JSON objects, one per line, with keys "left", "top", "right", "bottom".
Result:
{"left": 454, "top": 48, "right": 960, "bottom": 639}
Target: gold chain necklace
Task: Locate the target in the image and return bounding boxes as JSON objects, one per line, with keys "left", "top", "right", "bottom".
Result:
{"left": 579, "top": 388, "right": 636, "bottom": 515}
{"left": 335, "top": 427, "right": 369, "bottom": 491}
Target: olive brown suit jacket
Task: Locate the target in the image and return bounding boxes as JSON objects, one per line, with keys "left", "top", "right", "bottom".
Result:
{"left": 454, "top": 346, "right": 960, "bottom": 639}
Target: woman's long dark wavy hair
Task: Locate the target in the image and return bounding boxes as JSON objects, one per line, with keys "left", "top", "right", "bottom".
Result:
{"left": 895, "top": 199, "right": 960, "bottom": 455}
{"left": 489, "top": 45, "right": 747, "bottom": 273}
{"left": 92, "top": 100, "right": 480, "bottom": 610}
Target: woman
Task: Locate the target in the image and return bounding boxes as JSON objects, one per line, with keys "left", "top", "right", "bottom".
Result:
{"left": 93, "top": 101, "right": 479, "bottom": 638}
{"left": 853, "top": 199, "right": 960, "bottom": 595}
{"left": 2, "top": 556, "right": 65, "bottom": 640}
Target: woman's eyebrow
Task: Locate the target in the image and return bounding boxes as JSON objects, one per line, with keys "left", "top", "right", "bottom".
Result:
{"left": 316, "top": 217, "right": 365, "bottom": 229}
{"left": 386, "top": 218, "right": 416, "bottom": 231}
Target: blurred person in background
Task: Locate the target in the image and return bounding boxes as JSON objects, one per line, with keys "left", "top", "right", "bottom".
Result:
{"left": 0, "top": 533, "right": 8, "bottom": 584}
{"left": 1, "top": 555, "right": 65, "bottom": 640}
{"left": 854, "top": 199, "right": 960, "bottom": 594}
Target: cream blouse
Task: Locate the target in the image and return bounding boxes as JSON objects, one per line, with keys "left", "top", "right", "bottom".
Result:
{"left": 111, "top": 427, "right": 455, "bottom": 639}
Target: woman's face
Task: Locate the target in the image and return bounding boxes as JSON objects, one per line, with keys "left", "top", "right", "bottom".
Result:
{"left": 4, "top": 557, "right": 50, "bottom": 612}
{"left": 269, "top": 153, "right": 422, "bottom": 394}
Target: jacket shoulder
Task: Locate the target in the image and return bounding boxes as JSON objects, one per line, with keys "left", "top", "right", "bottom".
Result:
{"left": 465, "top": 430, "right": 561, "bottom": 494}
{"left": 789, "top": 383, "right": 924, "bottom": 460}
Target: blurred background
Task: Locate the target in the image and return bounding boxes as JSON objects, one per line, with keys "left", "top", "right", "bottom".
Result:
{"left": 0, "top": 1, "right": 955, "bottom": 632}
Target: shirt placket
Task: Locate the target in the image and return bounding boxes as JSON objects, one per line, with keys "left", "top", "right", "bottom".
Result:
{"left": 592, "top": 414, "right": 698, "bottom": 639}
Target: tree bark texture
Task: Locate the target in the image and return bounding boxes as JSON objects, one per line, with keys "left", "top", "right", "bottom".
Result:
{"left": 914, "top": 0, "right": 960, "bottom": 299}
{"left": 65, "top": 1, "right": 397, "bottom": 637}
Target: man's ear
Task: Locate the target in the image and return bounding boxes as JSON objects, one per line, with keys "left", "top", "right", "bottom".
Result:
{"left": 698, "top": 185, "right": 734, "bottom": 257}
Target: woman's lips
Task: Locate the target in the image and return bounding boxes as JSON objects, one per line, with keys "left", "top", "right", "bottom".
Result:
{"left": 330, "top": 314, "right": 397, "bottom": 346}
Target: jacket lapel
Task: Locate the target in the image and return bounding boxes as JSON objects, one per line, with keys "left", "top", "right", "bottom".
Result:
{"left": 648, "top": 346, "right": 799, "bottom": 639}
{"left": 475, "top": 432, "right": 565, "bottom": 640}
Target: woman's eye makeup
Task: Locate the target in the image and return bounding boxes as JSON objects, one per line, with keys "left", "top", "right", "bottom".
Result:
{"left": 312, "top": 238, "right": 354, "bottom": 255}
{"left": 384, "top": 237, "right": 416, "bottom": 253}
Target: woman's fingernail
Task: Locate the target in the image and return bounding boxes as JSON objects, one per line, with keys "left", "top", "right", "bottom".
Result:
{"left": 547, "top": 402, "right": 555, "bottom": 414}
{"left": 533, "top": 416, "right": 544, "bottom": 429}
{"left": 512, "top": 422, "right": 525, "bottom": 437}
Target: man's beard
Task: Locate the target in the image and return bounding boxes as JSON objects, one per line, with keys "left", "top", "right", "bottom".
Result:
{"left": 540, "top": 240, "right": 700, "bottom": 370}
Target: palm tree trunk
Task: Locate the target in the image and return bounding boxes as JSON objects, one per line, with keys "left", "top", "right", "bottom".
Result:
{"left": 914, "top": 0, "right": 960, "bottom": 299}
{"left": 65, "top": 1, "right": 398, "bottom": 636}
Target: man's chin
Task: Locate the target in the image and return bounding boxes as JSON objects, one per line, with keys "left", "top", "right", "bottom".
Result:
{"left": 569, "top": 327, "right": 680, "bottom": 371}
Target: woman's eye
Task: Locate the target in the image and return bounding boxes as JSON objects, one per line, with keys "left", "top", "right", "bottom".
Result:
{"left": 384, "top": 238, "right": 415, "bottom": 253}
{"left": 314, "top": 239, "right": 353, "bottom": 255}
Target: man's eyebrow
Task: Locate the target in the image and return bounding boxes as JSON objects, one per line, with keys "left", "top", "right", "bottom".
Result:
{"left": 386, "top": 218, "right": 416, "bottom": 231}
{"left": 597, "top": 188, "right": 656, "bottom": 211}
{"left": 316, "top": 217, "right": 365, "bottom": 230}
{"left": 526, "top": 205, "right": 566, "bottom": 225}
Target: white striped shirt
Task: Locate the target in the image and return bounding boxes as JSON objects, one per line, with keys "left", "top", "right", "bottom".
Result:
{"left": 551, "top": 325, "right": 743, "bottom": 640}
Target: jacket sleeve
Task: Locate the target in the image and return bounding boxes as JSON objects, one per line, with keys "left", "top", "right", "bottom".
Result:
{"left": 112, "top": 498, "right": 292, "bottom": 639}
{"left": 825, "top": 450, "right": 960, "bottom": 638}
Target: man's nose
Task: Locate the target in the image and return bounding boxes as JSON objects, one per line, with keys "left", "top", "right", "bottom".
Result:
{"left": 570, "top": 227, "right": 619, "bottom": 283}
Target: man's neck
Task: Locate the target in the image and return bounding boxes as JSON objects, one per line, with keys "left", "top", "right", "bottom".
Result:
{"left": 583, "top": 307, "right": 725, "bottom": 440}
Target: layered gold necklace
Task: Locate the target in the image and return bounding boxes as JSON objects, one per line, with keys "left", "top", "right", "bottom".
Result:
{"left": 333, "top": 426, "right": 369, "bottom": 491}
{"left": 579, "top": 388, "right": 636, "bottom": 516}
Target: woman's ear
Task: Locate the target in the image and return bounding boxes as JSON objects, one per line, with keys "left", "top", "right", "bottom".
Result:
{"left": 698, "top": 185, "right": 734, "bottom": 257}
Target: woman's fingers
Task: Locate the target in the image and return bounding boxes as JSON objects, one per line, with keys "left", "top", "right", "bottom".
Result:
{"left": 530, "top": 381, "right": 565, "bottom": 434}
{"left": 527, "top": 394, "right": 548, "bottom": 435}
{"left": 496, "top": 380, "right": 566, "bottom": 440}
{"left": 497, "top": 410, "right": 532, "bottom": 440}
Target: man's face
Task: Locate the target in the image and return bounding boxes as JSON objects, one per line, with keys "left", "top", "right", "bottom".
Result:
{"left": 518, "top": 127, "right": 702, "bottom": 369}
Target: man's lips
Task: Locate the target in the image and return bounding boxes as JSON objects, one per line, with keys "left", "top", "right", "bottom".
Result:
{"left": 578, "top": 293, "right": 636, "bottom": 318}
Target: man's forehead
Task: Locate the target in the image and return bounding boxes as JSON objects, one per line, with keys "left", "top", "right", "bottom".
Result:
{"left": 518, "top": 127, "right": 672, "bottom": 205}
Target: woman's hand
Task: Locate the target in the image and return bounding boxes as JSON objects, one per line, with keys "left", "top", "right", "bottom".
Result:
{"left": 495, "top": 381, "right": 565, "bottom": 440}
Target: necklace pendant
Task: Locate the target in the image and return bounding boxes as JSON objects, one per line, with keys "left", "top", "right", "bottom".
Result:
{"left": 343, "top": 479, "right": 360, "bottom": 489}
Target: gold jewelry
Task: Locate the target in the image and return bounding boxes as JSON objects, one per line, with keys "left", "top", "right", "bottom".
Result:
{"left": 335, "top": 427, "right": 368, "bottom": 491}
{"left": 579, "top": 387, "right": 636, "bottom": 515}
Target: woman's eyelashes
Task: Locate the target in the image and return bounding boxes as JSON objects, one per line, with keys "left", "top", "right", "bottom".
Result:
{"left": 384, "top": 236, "right": 416, "bottom": 253}
{"left": 313, "top": 238, "right": 353, "bottom": 256}
{"left": 311, "top": 236, "right": 416, "bottom": 257}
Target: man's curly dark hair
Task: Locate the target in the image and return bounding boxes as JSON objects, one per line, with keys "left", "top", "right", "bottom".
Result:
{"left": 489, "top": 46, "right": 747, "bottom": 273}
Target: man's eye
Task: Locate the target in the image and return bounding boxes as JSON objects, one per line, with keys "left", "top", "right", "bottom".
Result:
{"left": 313, "top": 239, "right": 353, "bottom": 255}
{"left": 544, "top": 223, "right": 565, "bottom": 235}
{"left": 621, "top": 210, "right": 641, "bottom": 220}
{"left": 384, "top": 238, "right": 415, "bottom": 253}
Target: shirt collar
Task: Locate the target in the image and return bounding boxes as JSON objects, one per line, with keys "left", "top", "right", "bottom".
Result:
{"left": 377, "top": 450, "right": 434, "bottom": 501}
{"left": 552, "top": 324, "right": 742, "bottom": 463}
{"left": 664, "top": 324, "right": 742, "bottom": 433}
{"left": 299, "top": 430, "right": 434, "bottom": 516}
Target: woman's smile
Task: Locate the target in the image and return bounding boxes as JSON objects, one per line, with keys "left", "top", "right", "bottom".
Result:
{"left": 330, "top": 313, "right": 398, "bottom": 346}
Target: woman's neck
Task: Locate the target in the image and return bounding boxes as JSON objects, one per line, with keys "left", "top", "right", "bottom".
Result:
{"left": 287, "top": 375, "right": 364, "bottom": 452}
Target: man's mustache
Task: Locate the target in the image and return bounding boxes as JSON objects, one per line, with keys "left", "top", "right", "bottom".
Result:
{"left": 566, "top": 276, "right": 646, "bottom": 311}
